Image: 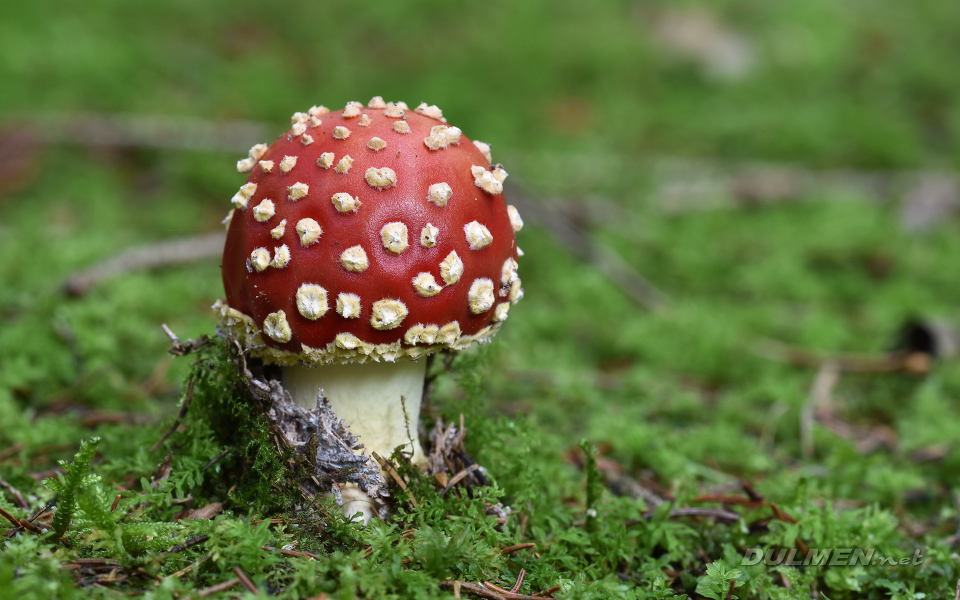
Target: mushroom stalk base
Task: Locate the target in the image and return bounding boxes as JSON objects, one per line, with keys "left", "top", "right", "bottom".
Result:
{"left": 282, "top": 360, "right": 427, "bottom": 466}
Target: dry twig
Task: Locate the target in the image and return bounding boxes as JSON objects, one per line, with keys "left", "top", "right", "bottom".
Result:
{"left": 802, "top": 361, "right": 840, "bottom": 459}
{"left": 631, "top": 507, "right": 742, "bottom": 524}
{"left": 371, "top": 451, "right": 418, "bottom": 508}
{"left": 160, "top": 553, "right": 212, "bottom": 582}
{"left": 198, "top": 578, "right": 240, "bottom": 597}
{"left": 161, "top": 324, "right": 211, "bottom": 357}
{"left": 63, "top": 233, "right": 226, "bottom": 296}
{"left": 501, "top": 543, "right": 536, "bottom": 556}
{"left": 0, "top": 507, "right": 20, "bottom": 528}
{"left": 200, "top": 448, "right": 231, "bottom": 472}
{"left": 262, "top": 545, "right": 319, "bottom": 560}
{"left": 149, "top": 378, "right": 195, "bottom": 453}
{"left": 234, "top": 567, "right": 258, "bottom": 593}
{"left": 509, "top": 184, "right": 668, "bottom": 311}
{"left": 162, "top": 535, "right": 209, "bottom": 556}
{"left": 439, "top": 580, "right": 555, "bottom": 600}
{"left": 442, "top": 464, "right": 481, "bottom": 495}
{"left": 752, "top": 338, "right": 929, "bottom": 375}
{"left": 0, "top": 477, "right": 29, "bottom": 509}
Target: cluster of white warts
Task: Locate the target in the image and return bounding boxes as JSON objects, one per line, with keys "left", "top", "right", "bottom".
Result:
{"left": 230, "top": 98, "right": 525, "bottom": 346}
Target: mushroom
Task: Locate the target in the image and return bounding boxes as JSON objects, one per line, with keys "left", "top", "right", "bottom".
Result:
{"left": 215, "top": 99, "right": 524, "bottom": 522}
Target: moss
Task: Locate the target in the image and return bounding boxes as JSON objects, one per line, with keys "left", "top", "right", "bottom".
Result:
{"left": 174, "top": 338, "right": 296, "bottom": 511}
{"left": 3, "top": 0, "right": 960, "bottom": 596}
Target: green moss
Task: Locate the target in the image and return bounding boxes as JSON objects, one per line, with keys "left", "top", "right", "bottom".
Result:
{"left": 3, "top": 0, "right": 960, "bottom": 596}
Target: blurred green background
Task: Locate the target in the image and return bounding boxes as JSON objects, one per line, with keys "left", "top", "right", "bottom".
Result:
{"left": 3, "top": 0, "right": 960, "bottom": 596}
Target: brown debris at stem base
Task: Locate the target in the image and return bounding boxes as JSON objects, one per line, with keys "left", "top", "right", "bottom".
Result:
{"left": 266, "top": 385, "right": 388, "bottom": 507}
{"left": 163, "top": 328, "right": 389, "bottom": 511}
{"left": 161, "top": 324, "right": 212, "bottom": 357}
{"left": 163, "top": 327, "right": 501, "bottom": 519}
{"left": 372, "top": 452, "right": 418, "bottom": 508}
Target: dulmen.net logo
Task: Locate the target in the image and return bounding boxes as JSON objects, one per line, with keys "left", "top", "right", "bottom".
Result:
{"left": 741, "top": 547, "right": 924, "bottom": 567}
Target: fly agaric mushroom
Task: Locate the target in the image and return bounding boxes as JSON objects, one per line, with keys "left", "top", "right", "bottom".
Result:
{"left": 214, "top": 99, "right": 524, "bottom": 521}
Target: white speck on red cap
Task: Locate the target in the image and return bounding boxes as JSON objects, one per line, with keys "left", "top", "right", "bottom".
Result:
{"left": 437, "top": 322, "right": 460, "bottom": 344}
{"left": 259, "top": 160, "right": 274, "bottom": 173}
{"left": 249, "top": 144, "right": 269, "bottom": 161}
{"left": 231, "top": 182, "right": 257, "bottom": 208}
{"left": 336, "top": 293, "right": 361, "bottom": 318}
{"left": 237, "top": 157, "right": 256, "bottom": 173}
{"left": 472, "top": 140, "right": 492, "bottom": 163}
{"left": 383, "top": 103, "right": 405, "bottom": 118}
{"left": 493, "top": 302, "right": 510, "bottom": 322}
{"left": 404, "top": 324, "right": 426, "bottom": 345}
{"left": 392, "top": 121, "right": 411, "bottom": 134}
{"left": 296, "top": 218, "right": 322, "bottom": 246}
{"left": 423, "top": 125, "right": 461, "bottom": 150}
{"left": 420, "top": 223, "right": 439, "bottom": 247}
{"left": 365, "top": 167, "right": 397, "bottom": 189}
{"left": 509, "top": 280, "right": 524, "bottom": 304}
{"left": 296, "top": 284, "right": 329, "bottom": 320}
{"left": 331, "top": 192, "right": 361, "bottom": 213}
{"left": 380, "top": 222, "right": 408, "bottom": 254}
{"left": 471, "top": 165, "right": 503, "bottom": 195}
{"left": 308, "top": 105, "right": 329, "bottom": 117}
{"left": 468, "top": 278, "right": 495, "bottom": 314}
{"left": 263, "top": 310, "right": 292, "bottom": 343}
{"left": 427, "top": 182, "right": 452, "bottom": 207}
{"left": 440, "top": 251, "right": 463, "bottom": 285}
{"left": 335, "top": 155, "right": 354, "bottom": 174}
{"left": 317, "top": 153, "right": 335, "bottom": 169}
{"left": 280, "top": 156, "right": 298, "bottom": 173}
{"left": 238, "top": 143, "right": 269, "bottom": 172}
{"left": 288, "top": 182, "right": 309, "bottom": 201}
{"left": 367, "top": 137, "right": 387, "bottom": 152}
{"left": 343, "top": 104, "right": 361, "bottom": 119}
{"left": 371, "top": 299, "right": 408, "bottom": 330}
{"left": 359, "top": 114, "right": 372, "bottom": 127}
{"left": 420, "top": 325, "right": 440, "bottom": 344}
{"left": 500, "top": 258, "right": 519, "bottom": 294}
{"left": 507, "top": 205, "right": 523, "bottom": 232}
{"left": 271, "top": 245, "right": 290, "bottom": 268}
{"left": 464, "top": 221, "right": 493, "bottom": 250}
{"left": 301, "top": 134, "right": 314, "bottom": 145}
{"left": 340, "top": 245, "right": 369, "bottom": 272}
{"left": 368, "top": 96, "right": 387, "bottom": 109}
{"left": 270, "top": 219, "right": 286, "bottom": 239}
{"left": 333, "top": 126, "right": 351, "bottom": 140}
{"left": 253, "top": 199, "right": 275, "bottom": 222}
{"left": 250, "top": 248, "right": 271, "bottom": 272}
{"left": 412, "top": 273, "right": 442, "bottom": 297}
{"left": 415, "top": 103, "right": 443, "bottom": 120}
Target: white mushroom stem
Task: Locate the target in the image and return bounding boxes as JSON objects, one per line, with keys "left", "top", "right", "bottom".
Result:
{"left": 282, "top": 360, "right": 427, "bottom": 523}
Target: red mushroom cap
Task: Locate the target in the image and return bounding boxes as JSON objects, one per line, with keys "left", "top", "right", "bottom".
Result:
{"left": 215, "top": 99, "right": 524, "bottom": 364}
